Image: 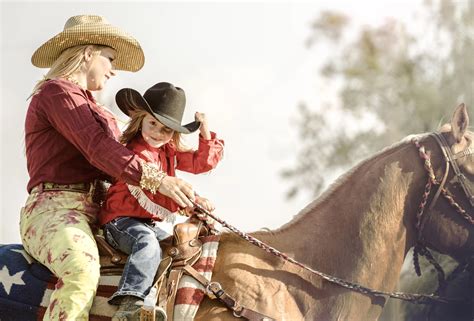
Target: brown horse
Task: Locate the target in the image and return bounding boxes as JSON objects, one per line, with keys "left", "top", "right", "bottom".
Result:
{"left": 195, "top": 104, "right": 474, "bottom": 321}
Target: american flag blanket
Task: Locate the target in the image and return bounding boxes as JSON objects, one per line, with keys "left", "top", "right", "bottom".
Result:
{"left": 0, "top": 235, "right": 220, "bottom": 321}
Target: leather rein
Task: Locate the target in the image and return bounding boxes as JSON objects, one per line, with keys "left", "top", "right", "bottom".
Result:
{"left": 192, "top": 132, "right": 473, "bottom": 309}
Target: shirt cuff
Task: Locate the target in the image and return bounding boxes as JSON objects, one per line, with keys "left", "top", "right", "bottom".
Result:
{"left": 120, "top": 156, "right": 142, "bottom": 185}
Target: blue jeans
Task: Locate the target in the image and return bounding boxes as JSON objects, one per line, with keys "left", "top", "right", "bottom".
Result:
{"left": 104, "top": 217, "right": 171, "bottom": 304}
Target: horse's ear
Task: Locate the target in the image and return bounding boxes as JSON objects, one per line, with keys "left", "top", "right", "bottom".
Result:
{"left": 451, "top": 103, "right": 469, "bottom": 143}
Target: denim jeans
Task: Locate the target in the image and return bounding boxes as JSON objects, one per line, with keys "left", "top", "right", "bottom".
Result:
{"left": 104, "top": 217, "right": 171, "bottom": 304}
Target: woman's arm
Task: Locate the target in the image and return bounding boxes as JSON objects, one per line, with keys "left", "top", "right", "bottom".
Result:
{"left": 40, "top": 82, "right": 195, "bottom": 207}
{"left": 41, "top": 82, "right": 142, "bottom": 184}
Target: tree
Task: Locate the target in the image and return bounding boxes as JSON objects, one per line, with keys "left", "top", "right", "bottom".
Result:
{"left": 284, "top": 1, "right": 474, "bottom": 320}
{"left": 282, "top": 0, "right": 473, "bottom": 199}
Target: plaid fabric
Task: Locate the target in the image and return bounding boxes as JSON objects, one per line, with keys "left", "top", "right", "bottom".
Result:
{"left": 0, "top": 236, "right": 220, "bottom": 320}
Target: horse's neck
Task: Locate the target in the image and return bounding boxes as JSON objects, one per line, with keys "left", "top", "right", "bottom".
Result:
{"left": 262, "top": 142, "right": 421, "bottom": 292}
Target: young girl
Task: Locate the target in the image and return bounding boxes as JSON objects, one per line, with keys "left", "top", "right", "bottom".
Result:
{"left": 98, "top": 82, "right": 224, "bottom": 320}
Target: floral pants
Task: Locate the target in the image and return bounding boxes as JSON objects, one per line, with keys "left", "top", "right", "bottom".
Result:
{"left": 20, "top": 188, "right": 101, "bottom": 321}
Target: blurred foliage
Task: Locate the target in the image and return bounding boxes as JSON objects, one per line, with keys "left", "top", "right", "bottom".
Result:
{"left": 285, "top": 1, "right": 474, "bottom": 320}
{"left": 282, "top": 0, "right": 474, "bottom": 199}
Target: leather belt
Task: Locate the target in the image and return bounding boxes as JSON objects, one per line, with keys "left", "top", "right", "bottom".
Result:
{"left": 30, "top": 181, "right": 109, "bottom": 205}
{"left": 34, "top": 182, "right": 93, "bottom": 193}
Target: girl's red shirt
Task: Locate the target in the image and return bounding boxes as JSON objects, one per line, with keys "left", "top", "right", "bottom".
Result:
{"left": 98, "top": 134, "right": 224, "bottom": 226}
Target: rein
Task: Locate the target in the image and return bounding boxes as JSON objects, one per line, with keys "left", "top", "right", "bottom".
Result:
{"left": 194, "top": 204, "right": 466, "bottom": 305}
{"left": 192, "top": 132, "right": 473, "bottom": 306}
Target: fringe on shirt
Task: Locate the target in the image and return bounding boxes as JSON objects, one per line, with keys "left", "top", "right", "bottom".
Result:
{"left": 127, "top": 184, "right": 176, "bottom": 223}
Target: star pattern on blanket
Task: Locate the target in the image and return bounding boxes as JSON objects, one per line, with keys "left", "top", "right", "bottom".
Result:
{"left": 0, "top": 265, "right": 25, "bottom": 295}
{"left": 0, "top": 237, "right": 221, "bottom": 320}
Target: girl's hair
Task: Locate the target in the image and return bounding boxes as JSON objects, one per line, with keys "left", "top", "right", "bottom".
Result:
{"left": 120, "top": 109, "right": 189, "bottom": 152}
{"left": 30, "top": 44, "right": 108, "bottom": 96}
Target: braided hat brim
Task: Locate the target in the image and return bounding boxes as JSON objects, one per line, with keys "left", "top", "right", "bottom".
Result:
{"left": 31, "top": 24, "right": 145, "bottom": 72}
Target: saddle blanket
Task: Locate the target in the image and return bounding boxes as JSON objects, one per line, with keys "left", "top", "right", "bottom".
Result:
{"left": 0, "top": 235, "right": 220, "bottom": 320}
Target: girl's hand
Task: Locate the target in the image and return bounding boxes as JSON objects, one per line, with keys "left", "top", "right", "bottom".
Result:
{"left": 195, "top": 196, "right": 215, "bottom": 212}
{"left": 195, "top": 112, "right": 211, "bottom": 140}
{"left": 192, "top": 196, "right": 216, "bottom": 225}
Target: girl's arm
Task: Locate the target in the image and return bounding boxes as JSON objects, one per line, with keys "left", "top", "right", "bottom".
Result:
{"left": 175, "top": 132, "right": 224, "bottom": 174}
{"left": 195, "top": 112, "right": 211, "bottom": 140}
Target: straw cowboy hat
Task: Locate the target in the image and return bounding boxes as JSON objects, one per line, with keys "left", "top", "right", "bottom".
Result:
{"left": 31, "top": 15, "right": 145, "bottom": 72}
{"left": 116, "top": 82, "right": 201, "bottom": 134}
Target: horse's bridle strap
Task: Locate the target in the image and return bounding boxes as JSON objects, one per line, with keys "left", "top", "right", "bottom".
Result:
{"left": 453, "top": 147, "right": 474, "bottom": 160}
{"left": 182, "top": 265, "right": 276, "bottom": 321}
{"left": 430, "top": 132, "right": 474, "bottom": 207}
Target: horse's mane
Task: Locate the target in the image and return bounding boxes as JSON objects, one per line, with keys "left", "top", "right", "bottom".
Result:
{"left": 274, "top": 133, "right": 429, "bottom": 233}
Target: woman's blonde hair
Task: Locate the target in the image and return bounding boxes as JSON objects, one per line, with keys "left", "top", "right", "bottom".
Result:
{"left": 30, "top": 44, "right": 107, "bottom": 96}
{"left": 120, "top": 109, "right": 189, "bottom": 152}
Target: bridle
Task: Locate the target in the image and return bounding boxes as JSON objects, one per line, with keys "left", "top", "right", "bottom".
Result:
{"left": 412, "top": 132, "right": 474, "bottom": 294}
{"left": 427, "top": 132, "right": 474, "bottom": 209}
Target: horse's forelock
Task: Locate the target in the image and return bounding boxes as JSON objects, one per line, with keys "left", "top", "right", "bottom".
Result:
{"left": 439, "top": 123, "right": 452, "bottom": 133}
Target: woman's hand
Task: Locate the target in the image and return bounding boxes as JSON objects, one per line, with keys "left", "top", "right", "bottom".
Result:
{"left": 195, "top": 112, "right": 211, "bottom": 140}
{"left": 158, "top": 176, "right": 195, "bottom": 208}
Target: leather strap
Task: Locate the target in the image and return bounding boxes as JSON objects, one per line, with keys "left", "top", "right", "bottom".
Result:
{"left": 95, "top": 234, "right": 126, "bottom": 264}
{"left": 165, "top": 269, "right": 183, "bottom": 320}
{"left": 431, "top": 132, "right": 474, "bottom": 206}
{"left": 141, "top": 257, "right": 173, "bottom": 321}
{"left": 182, "top": 265, "right": 275, "bottom": 321}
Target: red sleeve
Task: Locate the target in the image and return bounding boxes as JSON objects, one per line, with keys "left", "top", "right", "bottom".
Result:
{"left": 41, "top": 82, "right": 142, "bottom": 184}
{"left": 175, "top": 131, "right": 224, "bottom": 174}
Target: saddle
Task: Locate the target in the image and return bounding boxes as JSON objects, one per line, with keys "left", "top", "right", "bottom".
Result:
{"left": 95, "top": 233, "right": 128, "bottom": 275}
{"left": 95, "top": 216, "right": 274, "bottom": 321}
{"left": 95, "top": 217, "right": 207, "bottom": 274}
{"left": 95, "top": 216, "right": 209, "bottom": 318}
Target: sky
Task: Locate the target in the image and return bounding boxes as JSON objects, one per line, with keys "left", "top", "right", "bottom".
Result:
{"left": 0, "top": 1, "right": 421, "bottom": 244}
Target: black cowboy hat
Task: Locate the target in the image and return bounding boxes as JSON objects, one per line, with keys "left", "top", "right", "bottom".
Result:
{"left": 115, "top": 82, "right": 200, "bottom": 134}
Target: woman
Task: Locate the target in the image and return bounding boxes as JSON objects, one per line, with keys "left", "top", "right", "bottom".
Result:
{"left": 21, "top": 15, "right": 195, "bottom": 321}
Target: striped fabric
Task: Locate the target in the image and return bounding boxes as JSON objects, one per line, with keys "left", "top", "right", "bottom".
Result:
{"left": 173, "top": 234, "right": 220, "bottom": 319}
{"left": 0, "top": 236, "right": 220, "bottom": 320}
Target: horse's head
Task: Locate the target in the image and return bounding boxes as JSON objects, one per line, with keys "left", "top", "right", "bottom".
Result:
{"left": 419, "top": 103, "right": 474, "bottom": 261}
